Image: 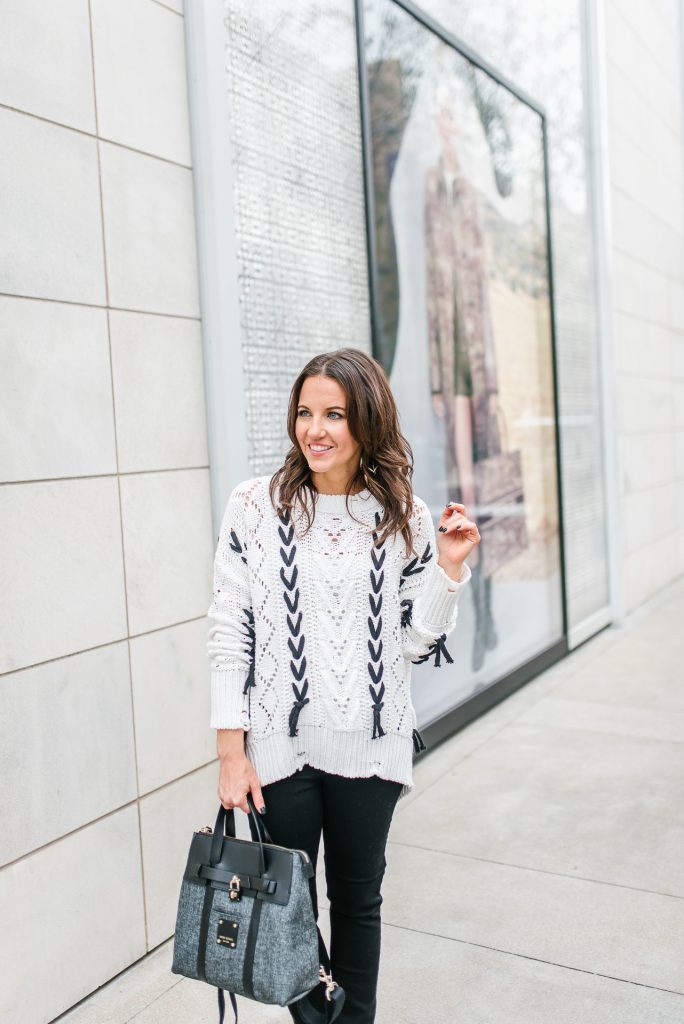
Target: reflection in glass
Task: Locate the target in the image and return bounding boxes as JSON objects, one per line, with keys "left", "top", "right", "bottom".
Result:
{"left": 362, "top": 0, "right": 564, "bottom": 722}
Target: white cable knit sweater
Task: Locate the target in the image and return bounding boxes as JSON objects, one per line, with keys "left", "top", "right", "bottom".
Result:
{"left": 207, "top": 474, "right": 471, "bottom": 797}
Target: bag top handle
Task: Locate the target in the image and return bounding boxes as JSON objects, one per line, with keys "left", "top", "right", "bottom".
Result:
{"left": 210, "top": 794, "right": 274, "bottom": 873}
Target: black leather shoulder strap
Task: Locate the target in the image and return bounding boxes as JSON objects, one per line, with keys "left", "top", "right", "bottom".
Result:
{"left": 242, "top": 895, "right": 264, "bottom": 999}
{"left": 196, "top": 883, "right": 214, "bottom": 982}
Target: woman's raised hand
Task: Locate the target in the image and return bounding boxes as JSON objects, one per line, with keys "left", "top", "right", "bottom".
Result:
{"left": 436, "top": 501, "right": 480, "bottom": 571}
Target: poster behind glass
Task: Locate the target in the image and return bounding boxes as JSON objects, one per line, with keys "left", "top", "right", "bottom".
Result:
{"left": 360, "top": 0, "right": 564, "bottom": 724}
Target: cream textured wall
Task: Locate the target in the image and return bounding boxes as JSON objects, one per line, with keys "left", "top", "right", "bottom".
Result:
{"left": 601, "top": 0, "right": 684, "bottom": 611}
{"left": 0, "top": 1, "right": 221, "bottom": 1021}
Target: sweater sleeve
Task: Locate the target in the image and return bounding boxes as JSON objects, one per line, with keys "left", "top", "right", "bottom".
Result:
{"left": 206, "top": 485, "right": 255, "bottom": 730}
{"left": 399, "top": 497, "right": 471, "bottom": 664}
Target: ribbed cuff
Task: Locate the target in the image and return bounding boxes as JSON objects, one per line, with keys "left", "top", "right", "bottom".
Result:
{"left": 443, "top": 560, "right": 472, "bottom": 591}
{"left": 209, "top": 668, "right": 251, "bottom": 730}
{"left": 419, "top": 561, "right": 471, "bottom": 627}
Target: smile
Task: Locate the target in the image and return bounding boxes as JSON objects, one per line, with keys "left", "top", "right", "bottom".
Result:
{"left": 309, "top": 444, "right": 333, "bottom": 454}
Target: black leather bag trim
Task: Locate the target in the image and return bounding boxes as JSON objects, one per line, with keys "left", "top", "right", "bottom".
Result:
{"left": 196, "top": 881, "right": 214, "bottom": 983}
{"left": 199, "top": 864, "right": 277, "bottom": 895}
{"left": 242, "top": 894, "right": 263, "bottom": 999}
{"left": 183, "top": 832, "right": 294, "bottom": 907}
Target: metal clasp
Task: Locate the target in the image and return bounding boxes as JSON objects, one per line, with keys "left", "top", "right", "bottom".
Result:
{"left": 319, "top": 965, "right": 339, "bottom": 1001}
{"left": 228, "top": 874, "right": 241, "bottom": 901}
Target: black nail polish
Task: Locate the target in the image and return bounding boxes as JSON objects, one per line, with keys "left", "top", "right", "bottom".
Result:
{"left": 438, "top": 526, "right": 447, "bottom": 532}
{"left": 259, "top": 805, "right": 266, "bottom": 815}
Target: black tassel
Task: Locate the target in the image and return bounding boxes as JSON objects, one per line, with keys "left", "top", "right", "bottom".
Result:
{"left": 400, "top": 598, "right": 413, "bottom": 627}
{"left": 412, "top": 633, "right": 454, "bottom": 667}
{"left": 372, "top": 704, "right": 385, "bottom": 739}
{"left": 369, "top": 682, "right": 386, "bottom": 739}
{"left": 412, "top": 728, "right": 427, "bottom": 754}
{"left": 432, "top": 634, "right": 454, "bottom": 667}
{"left": 288, "top": 681, "right": 310, "bottom": 736}
{"left": 241, "top": 657, "right": 255, "bottom": 695}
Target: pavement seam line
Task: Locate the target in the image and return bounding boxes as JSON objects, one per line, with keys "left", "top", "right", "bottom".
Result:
{"left": 382, "top": 920, "right": 684, "bottom": 997}
{"left": 506, "top": 712, "right": 684, "bottom": 744}
{"left": 124, "top": 976, "right": 185, "bottom": 1024}
{"left": 387, "top": 838, "right": 684, "bottom": 902}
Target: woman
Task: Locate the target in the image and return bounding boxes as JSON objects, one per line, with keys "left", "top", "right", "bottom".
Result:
{"left": 207, "top": 348, "right": 480, "bottom": 1023}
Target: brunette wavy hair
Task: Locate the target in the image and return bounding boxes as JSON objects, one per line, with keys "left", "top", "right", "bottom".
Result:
{"left": 268, "top": 348, "right": 420, "bottom": 558}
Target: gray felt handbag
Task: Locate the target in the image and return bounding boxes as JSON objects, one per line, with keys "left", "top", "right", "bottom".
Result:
{"left": 171, "top": 794, "right": 344, "bottom": 1024}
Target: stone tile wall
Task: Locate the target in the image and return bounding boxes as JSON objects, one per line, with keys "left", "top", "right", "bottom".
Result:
{"left": 0, "top": 2, "right": 220, "bottom": 1020}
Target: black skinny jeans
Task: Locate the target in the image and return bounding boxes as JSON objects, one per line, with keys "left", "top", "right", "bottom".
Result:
{"left": 248, "top": 764, "right": 402, "bottom": 1024}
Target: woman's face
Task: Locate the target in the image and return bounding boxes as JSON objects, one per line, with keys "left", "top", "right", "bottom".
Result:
{"left": 295, "top": 375, "right": 362, "bottom": 485}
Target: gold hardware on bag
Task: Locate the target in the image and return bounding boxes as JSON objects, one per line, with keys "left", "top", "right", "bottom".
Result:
{"left": 319, "top": 965, "right": 339, "bottom": 1001}
{"left": 217, "top": 918, "right": 239, "bottom": 947}
{"left": 228, "top": 874, "right": 242, "bottom": 901}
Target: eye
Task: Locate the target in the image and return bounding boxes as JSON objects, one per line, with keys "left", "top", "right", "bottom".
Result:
{"left": 297, "top": 410, "right": 344, "bottom": 418}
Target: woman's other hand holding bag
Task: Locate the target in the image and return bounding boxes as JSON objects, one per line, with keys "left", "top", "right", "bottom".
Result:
{"left": 217, "top": 728, "right": 266, "bottom": 815}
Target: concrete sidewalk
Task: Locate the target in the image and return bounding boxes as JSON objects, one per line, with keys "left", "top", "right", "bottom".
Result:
{"left": 57, "top": 581, "right": 684, "bottom": 1024}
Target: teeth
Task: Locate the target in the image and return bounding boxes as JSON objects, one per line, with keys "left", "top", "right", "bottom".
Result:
{"left": 310, "top": 445, "right": 332, "bottom": 451}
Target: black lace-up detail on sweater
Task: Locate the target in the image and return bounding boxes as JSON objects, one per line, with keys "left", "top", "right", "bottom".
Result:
{"left": 399, "top": 540, "right": 433, "bottom": 589}
{"left": 241, "top": 608, "right": 256, "bottom": 694}
{"left": 228, "top": 529, "right": 256, "bottom": 694}
{"left": 400, "top": 598, "right": 414, "bottom": 627}
{"left": 229, "top": 529, "right": 247, "bottom": 565}
{"left": 278, "top": 506, "right": 310, "bottom": 737}
{"left": 411, "top": 634, "right": 454, "bottom": 667}
{"left": 400, "top": 539, "right": 454, "bottom": 667}
{"left": 367, "top": 510, "right": 387, "bottom": 739}
{"left": 207, "top": 477, "right": 468, "bottom": 790}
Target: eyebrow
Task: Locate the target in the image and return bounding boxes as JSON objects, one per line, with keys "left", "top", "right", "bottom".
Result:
{"left": 297, "top": 404, "right": 346, "bottom": 411}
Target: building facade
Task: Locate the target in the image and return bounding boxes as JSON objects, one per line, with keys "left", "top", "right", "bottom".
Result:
{"left": 1, "top": 1, "right": 682, "bottom": 1021}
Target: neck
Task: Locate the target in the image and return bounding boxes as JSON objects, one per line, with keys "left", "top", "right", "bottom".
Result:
{"left": 310, "top": 468, "right": 364, "bottom": 496}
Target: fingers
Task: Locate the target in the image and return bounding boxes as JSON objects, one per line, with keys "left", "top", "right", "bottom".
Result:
{"left": 217, "top": 783, "right": 266, "bottom": 816}
{"left": 219, "top": 793, "right": 258, "bottom": 815}
{"left": 457, "top": 520, "right": 480, "bottom": 543}
{"left": 438, "top": 503, "right": 468, "bottom": 531}
{"left": 442, "top": 516, "right": 479, "bottom": 540}
{"left": 438, "top": 501, "right": 466, "bottom": 528}
{"left": 219, "top": 794, "right": 250, "bottom": 813}
{"left": 437, "top": 501, "right": 480, "bottom": 546}
{"left": 250, "top": 780, "right": 266, "bottom": 815}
